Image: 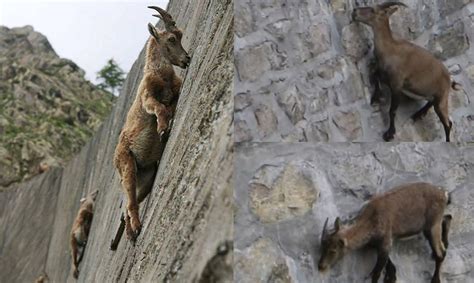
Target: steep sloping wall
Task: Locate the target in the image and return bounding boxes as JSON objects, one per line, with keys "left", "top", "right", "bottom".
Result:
{"left": 235, "top": 143, "right": 474, "bottom": 283}
{"left": 0, "top": 0, "right": 232, "bottom": 282}
{"left": 235, "top": 0, "right": 474, "bottom": 142}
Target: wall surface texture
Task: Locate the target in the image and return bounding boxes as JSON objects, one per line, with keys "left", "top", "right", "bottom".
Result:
{"left": 0, "top": 0, "right": 233, "bottom": 282}
{"left": 235, "top": 143, "right": 474, "bottom": 283}
{"left": 235, "top": 0, "right": 474, "bottom": 142}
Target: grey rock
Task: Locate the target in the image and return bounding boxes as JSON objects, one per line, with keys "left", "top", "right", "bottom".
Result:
{"left": 466, "top": 65, "right": 474, "bottom": 85}
{"left": 235, "top": 238, "right": 292, "bottom": 283}
{"left": 437, "top": 0, "right": 470, "bottom": 17}
{"left": 236, "top": 42, "right": 276, "bottom": 82}
{"left": 249, "top": 162, "right": 319, "bottom": 223}
{"left": 254, "top": 104, "right": 278, "bottom": 138}
{"left": 428, "top": 21, "right": 470, "bottom": 60}
{"left": 276, "top": 84, "right": 305, "bottom": 124}
{"left": 332, "top": 110, "right": 362, "bottom": 140}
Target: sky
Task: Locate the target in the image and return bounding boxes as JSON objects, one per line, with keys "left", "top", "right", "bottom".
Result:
{"left": 0, "top": 0, "right": 169, "bottom": 85}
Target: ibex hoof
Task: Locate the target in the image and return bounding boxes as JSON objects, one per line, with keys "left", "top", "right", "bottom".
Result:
{"left": 159, "top": 129, "right": 171, "bottom": 142}
{"left": 110, "top": 239, "right": 118, "bottom": 251}
{"left": 126, "top": 228, "right": 140, "bottom": 242}
{"left": 73, "top": 269, "right": 79, "bottom": 279}
{"left": 411, "top": 113, "right": 424, "bottom": 122}
{"left": 370, "top": 96, "right": 381, "bottom": 106}
{"left": 383, "top": 131, "right": 395, "bottom": 141}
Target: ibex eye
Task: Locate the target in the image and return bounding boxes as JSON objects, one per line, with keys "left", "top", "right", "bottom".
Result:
{"left": 168, "top": 37, "right": 176, "bottom": 43}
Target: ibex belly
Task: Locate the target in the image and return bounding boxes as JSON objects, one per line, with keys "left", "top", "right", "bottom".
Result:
{"left": 402, "top": 89, "right": 433, "bottom": 101}
{"left": 130, "top": 121, "right": 164, "bottom": 168}
{"left": 73, "top": 228, "right": 87, "bottom": 246}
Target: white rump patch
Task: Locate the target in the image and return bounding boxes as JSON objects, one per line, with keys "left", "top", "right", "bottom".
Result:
{"left": 402, "top": 89, "right": 431, "bottom": 101}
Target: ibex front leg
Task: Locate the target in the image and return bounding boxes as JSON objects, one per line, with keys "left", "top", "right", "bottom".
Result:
{"left": 142, "top": 89, "right": 172, "bottom": 139}
{"left": 114, "top": 141, "right": 140, "bottom": 241}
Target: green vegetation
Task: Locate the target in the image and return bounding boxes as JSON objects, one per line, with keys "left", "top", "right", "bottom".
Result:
{"left": 96, "top": 59, "right": 126, "bottom": 95}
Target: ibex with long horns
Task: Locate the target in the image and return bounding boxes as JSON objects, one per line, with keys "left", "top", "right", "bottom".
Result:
{"left": 318, "top": 182, "right": 452, "bottom": 283}
{"left": 111, "top": 6, "right": 190, "bottom": 249}
{"left": 352, "top": 2, "right": 461, "bottom": 141}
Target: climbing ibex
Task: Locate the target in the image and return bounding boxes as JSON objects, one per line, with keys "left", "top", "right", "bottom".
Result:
{"left": 318, "top": 182, "right": 452, "bottom": 283}
{"left": 70, "top": 190, "right": 98, "bottom": 279}
{"left": 352, "top": 2, "right": 461, "bottom": 141}
{"left": 111, "top": 6, "right": 190, "bottom": 249}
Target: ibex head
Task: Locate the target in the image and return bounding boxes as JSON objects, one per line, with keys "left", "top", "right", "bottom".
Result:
{"left": 318, "top": 217, "right": 347, "bottom": 272}
{"left": 80, "top": 190, "right": 99, "bottom": 203}
{"left": 147, "top": 6, "right": 191, "bottom": 69}
{"left": 352, "top": 1, "right": 407, "bottom": 27}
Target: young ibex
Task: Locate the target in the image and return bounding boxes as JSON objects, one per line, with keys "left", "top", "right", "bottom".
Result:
{"left": 318, "top": 182, "right": 452, "bottom": 283}
{"left": 112, "top": 6, "right": 190, "bottom": 247}
{"left": 352, "top": 2, "right": 461, "bottom": 142}
{"left": 70, "top": 190, "right": 98, "bottom": 279}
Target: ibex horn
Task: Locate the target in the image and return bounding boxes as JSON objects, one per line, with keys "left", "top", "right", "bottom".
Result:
{"left": 148, "top": 6, "right": 177, "bottom": 31}
{"left": 321, "top": 218, "right": 329, "bottom": 241}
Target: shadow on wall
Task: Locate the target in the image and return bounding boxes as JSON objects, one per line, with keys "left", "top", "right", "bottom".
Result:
{"left": 235, "top": 142, "right": 474, "bottom": 282}
{"left": 234, "top": 0, "right": 474, "bottom": 142}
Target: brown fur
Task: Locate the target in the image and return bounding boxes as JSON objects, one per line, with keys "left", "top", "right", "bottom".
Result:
{"left": 318, "top": 182, "right": 451, "bottom": 283}
{"left": 70, "top": 190, "right": 98, "bottom": 279}
{"left": 112, "top": 7, "right": 190, "bottom": 244}
{"left": 352, "top": 2, "right": 460, "bottom": 142}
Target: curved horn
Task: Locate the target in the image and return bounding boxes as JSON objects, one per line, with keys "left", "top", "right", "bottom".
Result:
{"left": 321, "top": 218, "right": 329, "bottom": 241}
{"left": 379, "top": 1, "right": 408, "bottom": 9}
{"left": 148, "top": 6, "right": 177, "bottom": 31}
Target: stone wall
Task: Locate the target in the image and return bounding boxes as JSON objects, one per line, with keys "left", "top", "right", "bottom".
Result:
{"left": 235, "top": 143, "right": 474, "bottom": 282}
{"left": 235, "top": 0, "right": 474, "bottom": 142}
{"left": 0, "top": 0, "right": 233, "bottom": 282}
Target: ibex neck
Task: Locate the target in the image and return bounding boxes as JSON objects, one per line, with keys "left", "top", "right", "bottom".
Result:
{"left": 373, "top": 20, "right": 395, "bottom": 54}
{"left": 340, "top": 219, "right": 373, "bottom": 250}
{"left": 145, "top": 38, "right": 174, "bottom": 74}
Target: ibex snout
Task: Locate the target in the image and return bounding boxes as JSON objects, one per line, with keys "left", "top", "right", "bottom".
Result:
{"left": 318, "top": 261, "right": 327, "bottom": 272}
{"left": 181, "top": 54, "right": 191, "bottom": 68}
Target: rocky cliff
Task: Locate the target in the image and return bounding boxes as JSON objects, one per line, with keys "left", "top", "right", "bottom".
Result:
{"left": 0, "top": 26, "right": 115, "bottom": 187}
{"left": 235, "top": 0, "right": 474, "bottom": 142}
{"left": 0, "top": 0, "right": 232, "bottom": 282}
{"left": 235, "top": 143, "right": 474, "bottom": 283}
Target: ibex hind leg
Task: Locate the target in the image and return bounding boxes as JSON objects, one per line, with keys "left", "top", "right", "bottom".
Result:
{"left": 115, "top": 142, "right": 140, "bottom": 240}
{"left": 411, "top": 101, "right": 433, "bottom": 122}
{"left": 433, "top": 95, "right": 451, "bottom": 142}
{"left": 383, "top": 257, "right": 397, "bottom": 283}
{"left": 442, "top": 214, "right": 452, "bottom": 250}
{"left": 110, "top": 164, "right": 157, "bottom": 250}
{"left": 424, "top": 222, "right": 446, "bottom": 283}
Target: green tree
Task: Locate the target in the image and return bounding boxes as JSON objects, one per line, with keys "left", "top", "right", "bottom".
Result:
{"left": 96, "top": 59, "right": 125, "bottom": 95}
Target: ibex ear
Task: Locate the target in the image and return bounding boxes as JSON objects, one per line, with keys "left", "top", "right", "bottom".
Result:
{"left": 90, "top": 190, "right": 99, "bottom": 200}
{"left": 338, "top": 238, "right": 347, "bottom": 248}
{"left": 334, "top": 217, "right": 341, "bottom": 232}
{"left": 385, "top": 6, "right": 399, "bottom": 16}
{"left": 147, "top": 23, "right": 160, "bottom": 40}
